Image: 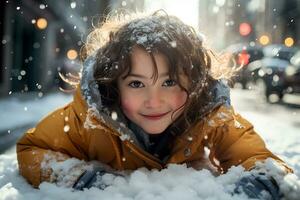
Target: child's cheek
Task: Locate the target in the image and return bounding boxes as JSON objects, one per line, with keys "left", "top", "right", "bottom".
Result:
{"left": 120, "top": 99, "right": 136, "bottom": 117}
{"left": 172, "top": 92, "right": 188, "bottom": 108}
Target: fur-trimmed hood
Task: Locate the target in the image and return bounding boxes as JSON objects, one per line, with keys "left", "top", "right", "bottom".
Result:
{"left": 80, "top": 55, "right": 231, "bottom": 151}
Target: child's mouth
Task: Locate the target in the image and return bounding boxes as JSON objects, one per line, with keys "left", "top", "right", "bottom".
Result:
{"left": 141, "top": 111, "right": 170, "bottom": 120}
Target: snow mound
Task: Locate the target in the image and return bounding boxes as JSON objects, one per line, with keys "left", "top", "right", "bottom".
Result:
{"left": 1, "top": 153, "right": 300, "bottom": 200}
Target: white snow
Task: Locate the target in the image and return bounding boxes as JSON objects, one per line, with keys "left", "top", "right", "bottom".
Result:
{"left": 0, "top": 89, "right": 300, "bottom": 199}
{"left": 0, "top": 92, "right": 72, "bottom": 131}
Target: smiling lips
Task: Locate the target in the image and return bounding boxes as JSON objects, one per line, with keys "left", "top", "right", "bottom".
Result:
{"left": 141, "top": 111, "right": 171, "bottom": 120}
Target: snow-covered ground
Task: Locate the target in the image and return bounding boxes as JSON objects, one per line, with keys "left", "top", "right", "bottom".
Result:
{"left": 0, "top": 89, "right": 300, "bottom": 200}
{"left": 0, "top": 92, "right": 72, "bottom": 132}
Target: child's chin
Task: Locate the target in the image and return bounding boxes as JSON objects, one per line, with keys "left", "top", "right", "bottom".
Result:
{"left": 143, "top": 127, "right": 167, "bottom": 135}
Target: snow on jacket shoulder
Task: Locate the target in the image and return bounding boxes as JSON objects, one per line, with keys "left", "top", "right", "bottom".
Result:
{"left": 199, "top": 105, "right": 291, "bottom": 173}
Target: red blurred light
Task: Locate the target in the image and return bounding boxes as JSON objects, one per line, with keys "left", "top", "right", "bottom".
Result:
{"left": 239, "top": 22, "right": 252, "bottom": 36}
{"left": 237, "top": 50, "right": 250, "bottom": 65}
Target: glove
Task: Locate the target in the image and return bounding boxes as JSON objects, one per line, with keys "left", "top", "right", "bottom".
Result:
{"left": 72, "top": 166, "right": 117, "bottom": 190}
{"left": 234, "top": 174, "right": 281, "bottom": 200}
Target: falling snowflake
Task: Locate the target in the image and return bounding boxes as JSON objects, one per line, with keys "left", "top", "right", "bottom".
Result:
{"left": 64, "top": 116, "right": 69, "bottom": 122}
{"left": 64, "top": 125, "right": 70, "bottom": 132}
{"left": 170, "top": 41, "right": 177, "bottom": 48}
{"left": 111, "top": 111, "right": 118, "bottom": 120}
{"left": 82, "top": 16, "right": 88, "bottom": 22}
{"left": 70, "top": 2, "right": 76, "bottom": 9}
{"left": 36, "top": 84, "right": 42, "bottom": 89}
{"left": 39, "top": 4, "right": 46, "bottom": 9}
{"left": 20, "top": 70, "right": 26, "bottom": 76}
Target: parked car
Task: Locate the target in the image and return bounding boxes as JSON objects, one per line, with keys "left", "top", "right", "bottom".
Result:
{"left": 263, "top": 44, "right": 298, "bottom": 61}
{"left": 247, "top": 58, "right": 290, "bottom": 101}
{"left": 247, "top": 48, "right": 300, "bottom": 102}
{"left": 285, "top": 50, "right": 300, "bottom": 94}
{"left": 226, "top": 43, "right": 264, "bottom": 89}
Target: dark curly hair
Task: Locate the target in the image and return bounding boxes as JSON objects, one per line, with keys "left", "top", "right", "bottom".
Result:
{"left": 82, "top": 10, "right": 233, "bottom": 133}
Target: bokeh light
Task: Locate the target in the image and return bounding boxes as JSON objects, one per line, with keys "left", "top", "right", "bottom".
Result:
{"left": 239, "top": 22, "right": 252, "bottom": 36}
{"left": 284, "top": 37, "right": 294, "bottom": 47}
{"left": 67, "top": 49, "right": 78, "bottom": 60}
{"left": 259, "top": 35, "right": 270, "bottom": 45}
{"left": 36, "top": 18, "right": 48, "bottom": 29}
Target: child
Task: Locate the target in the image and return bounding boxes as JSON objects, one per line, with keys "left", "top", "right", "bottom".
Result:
{"left": 17, "top": 11, "right": 291, "bottom": 199}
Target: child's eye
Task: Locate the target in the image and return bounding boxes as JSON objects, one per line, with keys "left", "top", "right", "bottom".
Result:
{"left": 128, "top": 81, "right": 144, "bottom": 88}
{"left": 162, "top": 79, "right": 177, "bottom": 87}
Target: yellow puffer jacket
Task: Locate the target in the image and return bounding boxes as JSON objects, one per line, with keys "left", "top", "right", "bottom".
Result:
{"left": 17, "top": 85, "right": 290, "bottom": 188}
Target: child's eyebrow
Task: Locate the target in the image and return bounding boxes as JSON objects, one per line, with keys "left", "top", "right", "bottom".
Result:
{"left": 126, "top": 72, "right": 169, "bottom": 79}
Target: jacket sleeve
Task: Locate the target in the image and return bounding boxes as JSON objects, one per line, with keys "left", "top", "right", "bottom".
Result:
{"left": 16, "top": 99, "right": 92, "bottom": 187}
{"left": 202, "top": 105, "right": 292, "bottom": 173}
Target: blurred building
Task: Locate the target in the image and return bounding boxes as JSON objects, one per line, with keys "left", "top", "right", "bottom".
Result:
{"left": 0, "top": 0, "right": 110, "bottom": 97}
{"left": 0, "top": 0, "right": 146, "bottom": 97}
{"left": 231, "top": 0, "right": 300, "bottom": 46}
{"left": 198, "top": 0, "right": 300, "bottom": 49}
{"left": 2, "top": 0, "right": 299, "bottom": 98}
{"left": 198, "top": 0, "right": 228, "bottom": 49}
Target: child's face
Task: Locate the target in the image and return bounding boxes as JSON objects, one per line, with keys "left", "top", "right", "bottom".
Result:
{"left": 118, "top": 47, "right": 188, "bottom": 134}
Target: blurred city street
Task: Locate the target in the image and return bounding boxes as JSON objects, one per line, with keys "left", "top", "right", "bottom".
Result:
{"left": 1, "top": 0, "right": 300, "bottom": 199}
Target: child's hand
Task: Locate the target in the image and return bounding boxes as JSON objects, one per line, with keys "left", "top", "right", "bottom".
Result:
{"left": 72, "top": 166, "right": 123, "bottom": 190}
{"left": 234, "top": 174, "right": 281, "bottom": 200}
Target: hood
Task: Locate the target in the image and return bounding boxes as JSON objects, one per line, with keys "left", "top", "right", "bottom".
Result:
{"left": 80, "top": 55, "right": 145, "bottom": 149}
{"left": 80, "top": 55, "right": 231, "bottom": 149}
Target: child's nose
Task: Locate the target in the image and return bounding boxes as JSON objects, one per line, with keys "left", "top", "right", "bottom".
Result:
{"left": 144, "top": 89, "right": 163, "bottom": 108}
